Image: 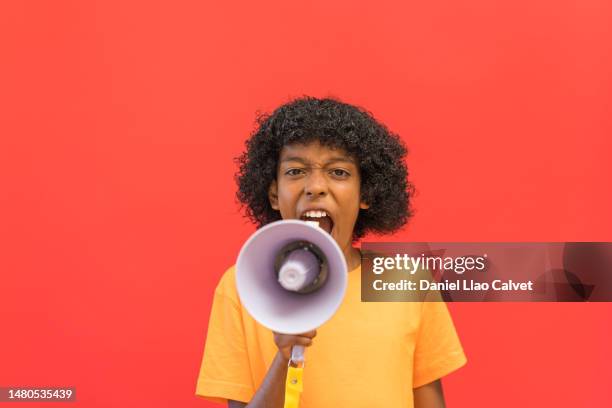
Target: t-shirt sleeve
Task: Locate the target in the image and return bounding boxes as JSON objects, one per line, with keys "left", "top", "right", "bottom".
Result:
{"left": 195, "top": 270, "right": 255, "bottom": 404}
{"left": 412, "top": 300, "right": 467, "bottom": 388}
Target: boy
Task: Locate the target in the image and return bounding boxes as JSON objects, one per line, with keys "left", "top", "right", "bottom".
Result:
{"left": 196, "top": 97, "right": 466, "bottom": 407}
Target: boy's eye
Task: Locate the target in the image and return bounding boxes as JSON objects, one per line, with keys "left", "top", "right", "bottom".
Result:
{"left": 285, "top": 168, "right": 305, "bottom": 176}
{"left": 330, "top": 168, "right": 350, "bottom": 178}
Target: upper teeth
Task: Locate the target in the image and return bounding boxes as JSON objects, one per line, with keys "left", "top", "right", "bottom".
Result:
{"left": 303, "top": 210, "right": 327, "bottom": 218}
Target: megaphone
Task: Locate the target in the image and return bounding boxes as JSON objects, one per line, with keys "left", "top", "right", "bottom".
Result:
{"left": 235, "top": 219, "right": 348, "bottom": 349}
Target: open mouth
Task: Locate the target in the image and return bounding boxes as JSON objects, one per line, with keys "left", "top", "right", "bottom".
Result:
{"left": 300, "top": 210, "right": 334, "bottom": 235}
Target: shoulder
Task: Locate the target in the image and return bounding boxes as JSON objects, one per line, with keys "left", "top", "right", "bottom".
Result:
{"left": 214, "top": 265, "right": 240, "bottom": 304}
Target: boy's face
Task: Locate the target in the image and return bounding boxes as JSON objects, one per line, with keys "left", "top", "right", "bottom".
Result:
{"left": 268, "top": 141, "right": 369, "bottom": 255}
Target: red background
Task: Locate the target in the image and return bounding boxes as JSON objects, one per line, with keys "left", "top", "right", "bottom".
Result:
{"left": 1, "top": 1, "right": 611, "bottom": 407}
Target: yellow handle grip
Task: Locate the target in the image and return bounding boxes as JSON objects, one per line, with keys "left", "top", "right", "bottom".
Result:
{"left": 283, "top": 366, "right": 304, "bottom": 408}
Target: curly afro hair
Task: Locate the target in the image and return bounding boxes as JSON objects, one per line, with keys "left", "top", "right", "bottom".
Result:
{"left": 235, "top": 96, "right": 414, "bottom": 240}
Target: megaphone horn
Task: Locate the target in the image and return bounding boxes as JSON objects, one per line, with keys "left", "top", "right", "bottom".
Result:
{"left": 235, "top": 219, "right": 348, "bottom": 337}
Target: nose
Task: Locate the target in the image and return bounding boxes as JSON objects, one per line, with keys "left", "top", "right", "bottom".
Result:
{"left": 304, "top": 169, "right": 328, "bottom": 198}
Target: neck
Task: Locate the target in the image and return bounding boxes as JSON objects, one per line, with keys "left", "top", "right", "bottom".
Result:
{"left": 343, "top": 245, "right": 361, "bottom": 271}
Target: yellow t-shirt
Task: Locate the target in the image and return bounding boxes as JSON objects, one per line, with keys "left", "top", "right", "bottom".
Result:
{"left": 196, "top": 265, "right": 466, "bottom": 407}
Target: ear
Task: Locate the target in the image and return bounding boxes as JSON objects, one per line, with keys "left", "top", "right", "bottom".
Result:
{"left": 268, "top": 180, "right": 279, "bottom": 210}
{"left": 359, "top": 200, "right": 370, "bottom": 210}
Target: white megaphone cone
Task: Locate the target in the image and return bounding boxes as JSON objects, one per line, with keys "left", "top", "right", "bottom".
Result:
{"left": 235, "top": 220, "right": 348, "bottom": 364}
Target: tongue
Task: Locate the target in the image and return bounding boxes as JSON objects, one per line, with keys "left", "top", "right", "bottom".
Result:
{"left": 313, "top": 216, "right": 333, "bottom": 234}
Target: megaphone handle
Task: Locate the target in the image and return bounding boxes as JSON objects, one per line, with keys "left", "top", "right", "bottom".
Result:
{"left": 284, "top": 346, "right": 306, "bottom": 407}
{"left": 290, "top": 345, "right": 305, "bottom": 365}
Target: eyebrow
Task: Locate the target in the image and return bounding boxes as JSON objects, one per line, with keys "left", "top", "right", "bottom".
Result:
{"left": 280, "top": 156, "right": 356, "bottom": 165}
